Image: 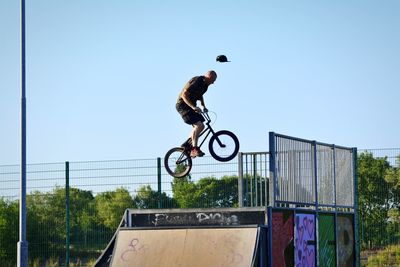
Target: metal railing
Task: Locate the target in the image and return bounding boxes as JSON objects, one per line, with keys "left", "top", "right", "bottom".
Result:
{"left": 269, "top": 132, "right": 356, "bottom": 210}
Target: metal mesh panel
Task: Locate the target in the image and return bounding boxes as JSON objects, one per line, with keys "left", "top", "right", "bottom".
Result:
{"left": 270, "top": 132, "right": 355, "bottom": 209}
{"left": 274, "top": 136, "right": 315, "bottom": 205}
{"left": 0, "top": 162, "right": 65, "bottom": 201}
{"left": 239, "top": 152, "right": 269, "bottom": 207}
{"left": 317, "top": 145, "right": 335, "bottom": 206}
{"left": 359, "top": 148, "right": 400, "bottom": 167}
{"left": 335, "top": 148, "right": 354, "bottom": 207}
{"left": 69, "top": 159, "right": 158, "bottom": 195}
{"left": 0, "top": 164, "right": 20, "bottom": 201}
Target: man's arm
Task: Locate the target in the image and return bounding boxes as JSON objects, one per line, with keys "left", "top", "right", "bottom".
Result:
{"left": 181, "top": 88, "right": 196, "bottom": 110}
{"left": 200, "top": 96, "right": 207, "bottom": 112}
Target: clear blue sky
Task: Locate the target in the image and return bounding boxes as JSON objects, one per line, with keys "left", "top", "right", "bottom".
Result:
{"left": 1, "top": 0, "right": 399, "bottom": 165}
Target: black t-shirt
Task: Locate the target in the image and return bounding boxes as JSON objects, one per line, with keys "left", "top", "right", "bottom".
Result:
{"left": 176, "top": 76, "right": 208, "bottom": 114}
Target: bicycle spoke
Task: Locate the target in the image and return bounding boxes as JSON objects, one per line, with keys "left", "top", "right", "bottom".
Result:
{"left": 164, "top": 147, "right": 192, "bottom": 178}
{"left": 176, "top": 156, "right": 189, "bottom": 165}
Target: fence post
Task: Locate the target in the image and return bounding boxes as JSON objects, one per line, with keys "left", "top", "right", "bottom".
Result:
{"left": 353, "top": 148, "right": 360, "bottom": 267}
{"left": 313, "top": 141, "right": 318, "bottom": 211}
{"left": 65, "top": 161, "right": 70, "bottom": 267}
{"left": 238, "top": 152, "right": 243, "bottom": 207}
{"left": 269, "top": 132, "right": 276, "bottom": 207}
{"left": 253, "top": 154, "right": 258, "bottom": 206}
{"left": 157, "top": 158, "right": 162, "bottom": 209}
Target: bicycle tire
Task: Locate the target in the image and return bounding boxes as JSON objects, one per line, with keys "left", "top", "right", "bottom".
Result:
{"left": 208, "top": 130, "right": 240, "bottom": 162}
{"left": 164, "top": 147, "right": 192, "bottom": 178}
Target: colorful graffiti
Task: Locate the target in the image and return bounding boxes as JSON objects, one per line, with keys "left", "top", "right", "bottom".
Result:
{"left": 295, "top": 213, "right": 316, "bottom": 267}
{"left": 318, "top": 214, "right": 336, "bottom": 267}
{"left": 271, "top": 211, "right": 355, "bottom": 267}
{"left": 338, "top": 215, "right": 354, "bottom": 267}
{"left": 272, "top": 211, "right": 294, "bottom": 267}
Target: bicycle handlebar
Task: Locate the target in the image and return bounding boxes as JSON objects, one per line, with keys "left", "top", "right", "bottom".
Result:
{"left": 200, "top": 110, "right": 211, "bottom": 122}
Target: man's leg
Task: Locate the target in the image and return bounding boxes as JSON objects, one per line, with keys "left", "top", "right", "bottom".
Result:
{"left": 190, "top": 121, "right": 205, "bottom": 157}
{"left": 191, "top": 121, "right": 204, "bottom": 147}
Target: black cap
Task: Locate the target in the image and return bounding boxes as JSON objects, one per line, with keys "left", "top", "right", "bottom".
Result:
{"left": 216, "top": 55, "right": 230, "bottom": 63}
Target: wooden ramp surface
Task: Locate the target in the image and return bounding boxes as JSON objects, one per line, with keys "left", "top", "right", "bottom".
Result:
{"left": 110, "top": 227, "right": 259, "bottom": 267}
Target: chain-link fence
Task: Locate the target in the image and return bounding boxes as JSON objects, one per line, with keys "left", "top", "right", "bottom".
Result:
{"left": 0, "top": 148, "right": 399, "bottom": 266}
{"left": 0, "top": 155, "right": 238, "bottom": 266}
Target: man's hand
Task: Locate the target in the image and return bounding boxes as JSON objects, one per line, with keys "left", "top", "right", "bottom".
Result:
{"left": 203, "top": 107, "right": 208, "bottom": 113}
{"left": 194, "top": 107, "right": 202, "bottom": 113}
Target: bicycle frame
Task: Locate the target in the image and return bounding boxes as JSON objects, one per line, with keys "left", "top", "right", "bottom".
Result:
{"left": 192, "top": 112, "right": 225, "bottom": 150}
{"left": 165, "top": 111, "right": 239, "bottom": 177}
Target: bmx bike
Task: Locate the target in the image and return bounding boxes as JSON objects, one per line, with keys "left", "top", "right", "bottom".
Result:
{"left": 164, "top": 111, "right": 239, "bottom": 178}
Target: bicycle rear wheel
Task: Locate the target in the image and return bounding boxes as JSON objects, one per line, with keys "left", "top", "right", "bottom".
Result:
{"left": 209, "top": 130, "right": 240, "bottom": 162}
{"left": 164, "top": 147, "right": 192, "bottom": 178}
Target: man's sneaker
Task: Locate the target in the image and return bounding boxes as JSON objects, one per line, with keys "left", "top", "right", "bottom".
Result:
{"left": 190, "top": 147, "right": 205, "bottom": 158}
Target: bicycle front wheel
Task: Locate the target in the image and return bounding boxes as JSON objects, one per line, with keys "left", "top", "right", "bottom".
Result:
{"left": 209, "top": 130, "right": 240, "bottom": 162}
{"left": 164, "top": 147, "right": 192, "bottom": 178}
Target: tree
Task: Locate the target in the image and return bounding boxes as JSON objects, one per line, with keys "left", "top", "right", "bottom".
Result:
{"left": 171, "top": 176, "right": 198, "bottom": 208}
{"left": 0, "top": 198, "right": 18, "bottom": 264}
{"left": 358, "top": 152, "right": 391, "bottom": 248}
{"left": 172, "top": 175, "right": 238, "bottom": 208}
{"left": 67, "top": 188, "right": 97, "bottom": 249}
{"left": 385, "top": 155, "right": 400, "bottom": 203}
{"left": 27, "top": 190, "right": 66, "bottom": 258}
{"left": 133, "top": 185, "right": 178, "bottom": 209}
{"left": 384, "top": 155, "right": 400, "bottom": 244}
{"left": 95, "top": 187, "right": 134, "bottom": 229}
{"left": 26, "top": 187, "right": 97, "bottom": 258}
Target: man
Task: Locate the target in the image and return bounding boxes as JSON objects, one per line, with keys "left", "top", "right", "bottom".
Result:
{"left": 176, "top": 70, "right": 217, "bottom": 157}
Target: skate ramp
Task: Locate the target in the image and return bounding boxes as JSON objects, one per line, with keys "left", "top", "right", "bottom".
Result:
{"left": 110, "top": 227, "right": 260, "bottom": 267}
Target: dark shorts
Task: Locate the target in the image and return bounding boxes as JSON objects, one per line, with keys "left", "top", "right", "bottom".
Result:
{"left": 176, "top": 103, "right": 205, "bottom": 125}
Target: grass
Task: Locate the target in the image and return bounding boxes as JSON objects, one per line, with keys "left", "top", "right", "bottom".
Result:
{"left": 362, "top": 245, "right": 400, "bottom": 267}
{"left": 29, "top": 257, "right": 97, "bottom": 267}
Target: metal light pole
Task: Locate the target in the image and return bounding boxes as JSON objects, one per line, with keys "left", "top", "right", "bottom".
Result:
{"left": 18, "top": 0, "right": 28, "bottom": 266}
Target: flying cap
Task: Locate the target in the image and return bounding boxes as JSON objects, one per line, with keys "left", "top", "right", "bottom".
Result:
{"left": 216, "top": 55, "right": 230, "bottom": 63}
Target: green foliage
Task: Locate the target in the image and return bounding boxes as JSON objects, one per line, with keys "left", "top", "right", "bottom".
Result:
{"left": 358, "top": 152, "right": 400, "bottom": 249}
{"left": 27, "top": 190, "right": 65, "bottom": 258}
{"left": 384, "top": 155, "right": 400, "bottom": 246}
{"left": 95, "top": 187, "right": 134, "bottom": 229}
{"left": 0, "top": 198, "right": 18, "bottom": 263}
{"left": 385, "top": 168, "right": 400, "bottom": 191}
{"left": 26, "top": 187, "right": 99, "bottom": 258}
{"left": 385, "top": 155, "right": 400, "bottom": 204}
{"left": 133, "top": 185, "right": 178, "bottom": 209}
{"left": 30, "top": 257, "right": 97, "bottom": 267}
{"left": 171, "top": 177, "right": 198, "bottom": 208}
{"left": 358, "top": 152, "right": 390, "bottom": 206}
{"left": 172, "top": 175, "right": 238, "bottom": 208}
{"left": 387, "top": 209, "right": 400, "bottom": 243}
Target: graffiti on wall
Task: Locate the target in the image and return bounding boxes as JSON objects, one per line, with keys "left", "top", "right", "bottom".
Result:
{"left": 338, "top": 215, "right": 354, "bottom": 267}
{"left": 318, "top": 214, "right": 336, "bottom": 267}
{"left": 295, "top": 213, "right": 315, "bottom": 267}
{"left": 272, "top": 210, "right": 294, "bottom": 267}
